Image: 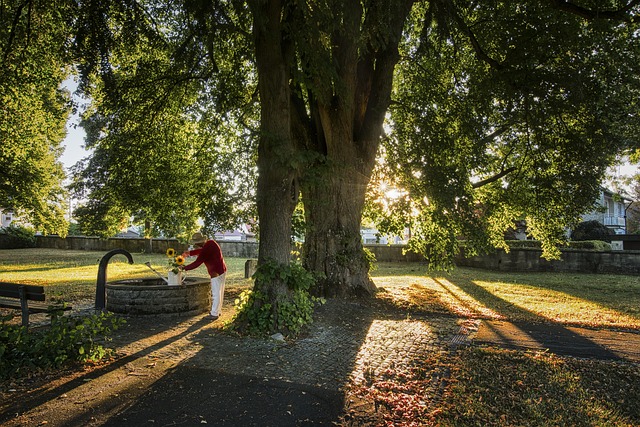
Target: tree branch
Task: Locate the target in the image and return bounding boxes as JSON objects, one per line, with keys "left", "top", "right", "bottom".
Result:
{"left": 546, "top": 0, "right": 640, "bottom": 23}
{"left": 472, "top": 167, "right": 517, "bottom": 188}
{"left": 444, "top": 0, "right": 505, "bottom": 72}
{"left": 358, "top": 0, "right": 416, "bottom": 144}
{"left": 2, "top": 0, "right": 30, "bottom": 67}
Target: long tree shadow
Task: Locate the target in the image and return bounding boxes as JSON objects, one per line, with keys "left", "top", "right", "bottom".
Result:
{"left": 434, "top": 276, "right": 626, "bottom": 360}
{"left": 99, "top": 361, "right": 346, "bottom": 426}
{"left": 454, "top": 268, "right": 640, "bottom": 325}
{"left": 2, "top": 290, "right": 455, "bottom": 426}
{"left": 0, "top": 314, "right": 214, "bottom": 424}
{"left": 4, "top": 273, "right": 636, "bottom": 426}
{"left": 509, "top": 272, "right": 640, "bottom": 323}
{"left": 72, "top": 296, "right": 459, "bottom": 426}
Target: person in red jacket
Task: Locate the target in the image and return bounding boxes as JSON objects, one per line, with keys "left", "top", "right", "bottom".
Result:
{"left": 181, "top": 232, "right": 227, "bottom": 320}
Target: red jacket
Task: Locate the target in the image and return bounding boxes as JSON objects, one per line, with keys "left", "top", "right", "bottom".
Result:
{"left": 183, "top": 240, "right": 227, "bottom": 277}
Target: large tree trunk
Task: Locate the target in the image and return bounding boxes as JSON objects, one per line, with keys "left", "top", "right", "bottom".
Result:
{"left": 299, "top": 0, "right": 415, "bottom": 298}
{"left": 240, "top": 0, "right": 299, "bottom": 334}
{"left": 251, "top": 0, "right": 296, "bottom": 267}
{"left": 303, "top": 156, "right": 377, "bottom": 297}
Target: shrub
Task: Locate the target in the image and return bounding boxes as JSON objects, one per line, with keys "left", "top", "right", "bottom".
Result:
{"left": 67, "top": 222, "right": 83, "bottom": 236}
{"left": 571, "top": 220, "right": 614, "bottom": 242}
{"left": 363, "top": 246, "right": 378, "bottom": 272}
{"left": 567, "top": 240, "right": 612, "bottom": 251}
{"left": 0, "top": 225, "right": 36, "bottom": 249}
{"left": 230, "top": 261, "right": 324, "bottom": 336}
{"left": 505, "top": 239, "right": 611, "bottom": 251}
{"left": 0, "top": 311, "right": 125, "bottom": 380}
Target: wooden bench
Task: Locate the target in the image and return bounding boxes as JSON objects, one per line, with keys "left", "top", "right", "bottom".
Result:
{"left": 0, "top": 282, "right": 71, "bottom": 327}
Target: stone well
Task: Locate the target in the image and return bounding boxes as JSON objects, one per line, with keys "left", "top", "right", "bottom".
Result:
{"left": 106, "top": 277, "right": 211, "bottom": 316}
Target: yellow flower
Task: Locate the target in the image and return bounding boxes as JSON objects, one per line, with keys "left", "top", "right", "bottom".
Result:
{"left": 166, "top": 248, "right": 176, "bottom": 257}
{"left": 175, "top": 255, "right": 185, "bottom": 266}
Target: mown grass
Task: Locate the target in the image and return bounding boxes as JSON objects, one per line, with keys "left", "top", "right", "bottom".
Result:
{"left": 372, "top": 262, "right": 640, "bottom": 330}
{"left": 0, "top": 248, "right": 252, "bottom": 303}
{"left": 437, "top": 347, "right": 640, "bottom": 426}
{"left": 364, "top": 346, "right": 640, "bottom": 427}
{"left": 2, "top": 249, "right": 639, "bottom": 329}
{"left": 366, "top": 262, "right": 640, "bottom": 426}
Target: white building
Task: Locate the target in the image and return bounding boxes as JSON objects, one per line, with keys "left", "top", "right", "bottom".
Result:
{"left": 1, "top": 209, "right": 14, "bottom": 227}
{"left": 581, "top": 188, "right": 631, "bottom": 235}
{"left": 214, "top": 224, "right": 256, "bottom": 242}
{"left": 360, "top": 227, "right": 409, "bottom": 245}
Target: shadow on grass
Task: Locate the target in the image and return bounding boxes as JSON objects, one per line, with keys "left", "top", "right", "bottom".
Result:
{"left": 435, "top": 276, "right": 625, "bottom": 360}
{"left": 445, "top": 346, "right": 640, "bottom": 425}
{"left": 513, "top": 274, "right": 640, "bottom": 322}
{"left": 450, "top": 267, "right": 640, "bottom": 323}
{"left": 370, "top": 262, "right": 431, "bottom": 278}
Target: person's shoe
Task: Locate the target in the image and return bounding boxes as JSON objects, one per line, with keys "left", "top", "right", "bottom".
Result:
{"left": 206, "top": 314, "right": 219, "bottom": 321}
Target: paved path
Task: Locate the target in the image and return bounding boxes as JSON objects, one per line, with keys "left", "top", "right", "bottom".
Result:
{"left": 1, "top": 298, "right": 638, "bottom": 426}
{"left": 0, "top": 300, "right": 467, "bottom": 426}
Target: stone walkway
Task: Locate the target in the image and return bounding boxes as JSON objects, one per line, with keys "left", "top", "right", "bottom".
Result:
{"left": 1, "top": 299, "right": 471, "bottom": 426}
{"left": 2, "top": 295, "right": 639, "bottom": 426}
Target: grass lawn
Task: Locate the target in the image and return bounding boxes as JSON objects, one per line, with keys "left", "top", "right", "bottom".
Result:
{"left": 0, "top": 248, "right": 252, "bottom": 303}
{"left": 372, "top": 262, "right": 640, "bottom": 330}
{"left": 365, "top": 263, "right": 640, "bottom": 426}
{"left": 3, "top": 249, "right": 637, "bottom": 330}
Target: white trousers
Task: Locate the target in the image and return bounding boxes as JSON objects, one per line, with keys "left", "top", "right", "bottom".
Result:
{"left": 210, "top": 273, "right": 226, "bottom": 317}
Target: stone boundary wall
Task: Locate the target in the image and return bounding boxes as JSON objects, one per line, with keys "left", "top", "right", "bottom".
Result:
{"left": 363, "top": 244, "right": 426, "bottom": 262}
{"left": 33, "top": 237, "right": 424, "bottom": 262}
{"left": 35, "top": 236, "right": 259, "bottom": 258}
{"left": 32, "top": 236, "right": 640, "bottom": 274}
{"left": 455, "top": 247, "right": 640, "bottom": 275}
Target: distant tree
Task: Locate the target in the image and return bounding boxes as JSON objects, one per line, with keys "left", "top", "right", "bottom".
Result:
{"left": 0, "top": 0, "right": 74, "bottom": 235}
{"left": 622, "top": 175, "right": 640, "bottom": 233}
{"left": 69, "top": 1, "right": 257, "bottom": 240}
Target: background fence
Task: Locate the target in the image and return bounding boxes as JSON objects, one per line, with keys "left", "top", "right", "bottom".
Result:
{"left": 31, "top": 236, "right": 640, "bottom": 275}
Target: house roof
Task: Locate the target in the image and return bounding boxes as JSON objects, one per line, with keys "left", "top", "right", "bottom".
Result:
{"left": 601, "top": 187, "right": 633, "bottom": 203}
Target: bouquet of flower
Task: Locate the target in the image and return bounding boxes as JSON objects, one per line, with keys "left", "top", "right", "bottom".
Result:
{"left": 166, "top": 248, "right": 185, "bottom": 274}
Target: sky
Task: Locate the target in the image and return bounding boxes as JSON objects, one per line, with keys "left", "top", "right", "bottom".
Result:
{"left": 59, "top": 77, "right": 89, "bottom": 173}
{"left": 60, "top": 113, "right": 87, "bottom": 172}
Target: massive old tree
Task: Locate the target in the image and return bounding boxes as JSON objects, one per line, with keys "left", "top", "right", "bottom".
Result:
{"left": 64, "top": 1, "right": 639, "bottom": 332}
{"left": 0, "top": 0, "right": 74, "bottom": 235}
{"left": 249, "top": 0, "right": 640, "bottom": 296}
{"left": 247, "top": 1, "right": 415, "bottom": 297}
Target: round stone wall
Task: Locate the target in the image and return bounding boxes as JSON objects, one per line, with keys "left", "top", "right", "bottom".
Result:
{"left": 106, "top": 277, "right": 211, "bottom": 316}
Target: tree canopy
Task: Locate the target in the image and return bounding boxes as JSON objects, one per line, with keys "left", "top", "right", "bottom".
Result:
{"left": 376, "top": 1, "right": 640, "bottom": 264}
{"left": 0, "top": 0, "right": 74, "bottom": 235}
{"left": 69, "top": 0, "right": 257, "bottom": 239}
